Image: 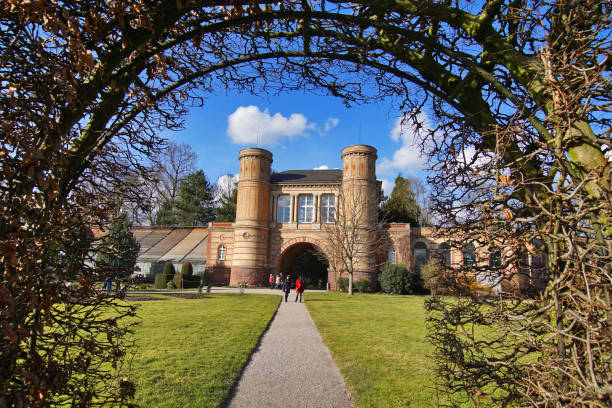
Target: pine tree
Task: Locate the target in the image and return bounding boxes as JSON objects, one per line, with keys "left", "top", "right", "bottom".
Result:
{"left": 96, "top": 213, "right": 140, "bottom": 278}
{"left": 173, "top": 170, "right": 216, "bottom": 226}
{"left": 215, "top": 188, "right": 237, "bottom": 222}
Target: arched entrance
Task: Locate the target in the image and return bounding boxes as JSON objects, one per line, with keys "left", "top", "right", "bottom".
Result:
{"left": 278, "top": 242, "right": 329, "bottom": 289}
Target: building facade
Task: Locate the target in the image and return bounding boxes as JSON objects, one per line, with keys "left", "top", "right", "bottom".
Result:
{"left": 130, "top": 144, "right": 546, "bottom": 293}
{"left": 206, "top": 145, "right": 420, "bottom": 288}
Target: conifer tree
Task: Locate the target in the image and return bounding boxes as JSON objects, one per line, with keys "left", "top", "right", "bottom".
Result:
{"left": 380, "top": 175, "right": 422, "bottom": 225}
{"left": 173, "top": 170, "right": 216, "bottom": 226}
{"left": 215, "top": 188, "right": 238, "bottom": 222}
{"left": 96, "top": 213, "right": 140, "bottom": 279}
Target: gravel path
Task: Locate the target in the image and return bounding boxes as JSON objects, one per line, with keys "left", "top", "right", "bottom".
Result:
{"left": 226, "top": 293, "right": 354, "bottom": 408}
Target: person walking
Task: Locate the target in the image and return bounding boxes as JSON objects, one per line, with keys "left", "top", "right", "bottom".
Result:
{"left": 283, "top": 275, "right": 291, "bottom": 302}
{"left": 295, "top": 277, "right": 304, "bottom": 302}
{"left": 269, "top": 273, "right": 274, "bottom": 289}
{"left": 275, "top": 274, "right": 281, "bottom": 289}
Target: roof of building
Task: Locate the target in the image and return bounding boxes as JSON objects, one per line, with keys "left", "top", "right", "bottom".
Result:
{"left": 128, "top": 227, "right": 208, "bottom": 264}
{"left": 270, "top": 169, "right": 342, "bottom": 184}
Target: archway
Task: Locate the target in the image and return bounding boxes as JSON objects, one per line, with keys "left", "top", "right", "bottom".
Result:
{"left": 279, "top": 242, "right": 329, "bottom": 289}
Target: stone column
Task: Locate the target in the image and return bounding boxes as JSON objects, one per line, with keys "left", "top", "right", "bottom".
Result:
{"left": 230, "top": 148, "right": 273, "bottom": 286}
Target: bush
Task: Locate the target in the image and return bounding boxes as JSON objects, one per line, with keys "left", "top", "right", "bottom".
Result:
{"left": 154, "top": 273, "right": 168, "bottom": 289}
{"left": 171, "top": 273, "right": 200, "bottom": 289}
{"left": 421, "top": 258, "right": 448, "bottom": 295}
{"left": 181, "top": 262, "right": 193, "bottom": 276}
{"left": 163, "top": 261, "right": 176, "bottom": 276}
{"left": 166, "top": 281, "right": 177, "bottom": 290}
{"left": 337, "top": 277, "right": 349, "bottom": 292}
{"left": 380, "top": 263, "right": 422, "bottom": 295}
{"left": 354, "top": 278, "right": 371, "bottom": 293}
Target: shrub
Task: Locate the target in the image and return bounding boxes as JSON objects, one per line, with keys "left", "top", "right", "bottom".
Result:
{"left": 337, "top": 277, "right": 349, "bottom": 292}
{"left": 421, "top": 258, "right": 448, "bottom": 295}
{"left": 163, "top": 261, "right": 176, "bottom": 276}
{"left": 181, "top": 262, "right": 193, "bottom": 276}
{"left": 171, "top": 273, "right": 200, "bottom": 289}
{"left": 166, "top": 281, "right": 177, "bottom": 290}
{"left": 354, "top": 278, "right": 371, "bottom": 293}
{"left": 380, "top": 263, "right": 418, "bottom": 295}
{"left": 406, "top": 272, "right": 426, "bottom": 294}
{"left": 154, "top": 273, "right": 167, "bottom": 289}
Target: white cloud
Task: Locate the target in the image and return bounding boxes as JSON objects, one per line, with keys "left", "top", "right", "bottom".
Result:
{"left": 381, "top": 178, "right": 394, "bottom": 197}
{"left": 324, "top": 118, "right": 340, "bottom": 132}
{"left": 314, "top": 165, "right": 329, "bottom": 170}
{"left": 377, "top": 112, "right": 431, "bottom": 175}
{"left": 229, "top": 105, "right": 336, "bottom": 146}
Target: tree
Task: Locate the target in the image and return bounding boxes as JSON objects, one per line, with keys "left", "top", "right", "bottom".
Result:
{"left": 2, "top": 1, "right": 608, "bottom": 405}
{"left": 154, "top": 170, "right": 215, "bottom": 226}
{"left": 420, "top": 258, "right": 447, "bottom": 296}
{"left": 96, "top": 213, "right": 140, "bottom": 279}
{"left": 173, "top": 170, "right": 216, "bottom": 226}
{"left": 215, "top": 187, "right": 238, "bottom": 222}
{"left": 403, "top": 175, "right": 432, "bottom": 226}
{"left": 321, "top": 188, "right": 386, "bottom": 296}
{"left": 379, "top": 174, "right": 422, "bottom": 225}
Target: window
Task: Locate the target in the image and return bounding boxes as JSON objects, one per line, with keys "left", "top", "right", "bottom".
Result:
{"left": 387, "top": 248, "right": 397, "bottom": 264}
{"left": 414, "top": 242, "right": 428, "bottom": 267}
{"left": 218, "top": 245, "right": 226, "bottom": 261}
{"left": 298, "top": 195, "right": 314, "bottom": 223}
{"left": 438, "top": 243, "right": 451, "bottom": 266}
{"left": 489, "top": 250, "right": 502, "bottom": 268}
{"left": 463, "top": 243, "right": 476, "bottom": 266}
{"left": 277, "top": 195, "right": 290, "bottom": 222}
{"left": 320, "top": 194, "right": 335, "bottom": 223}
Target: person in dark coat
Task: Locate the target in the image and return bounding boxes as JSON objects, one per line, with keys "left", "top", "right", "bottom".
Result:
{"left": 283, "top": 275, "right": 291, "bottom": 302}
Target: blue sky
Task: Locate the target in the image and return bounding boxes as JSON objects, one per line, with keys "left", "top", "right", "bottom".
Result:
{"left": 163, "top": 90, "right": 430, "bottom": 196}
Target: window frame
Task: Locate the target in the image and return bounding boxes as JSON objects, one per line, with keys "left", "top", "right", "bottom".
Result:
{"left": 320, "top": 194, "right": 336, "bottom": 223}
{"left": 218, "top": 245, "right": 226, "bottom": 261}
{"left": 276, "top": 194, "right": 291, "bottom": 223}
{"left": 298, "top": 194, "right": 314, "bottom": 223}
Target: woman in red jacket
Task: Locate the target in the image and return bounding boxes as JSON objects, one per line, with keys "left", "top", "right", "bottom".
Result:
{"left": 295, "top": 277, "right": 304, "bottom": 302}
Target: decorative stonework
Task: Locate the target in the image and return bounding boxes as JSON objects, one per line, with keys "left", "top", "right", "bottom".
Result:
{"left": 205, "top": 145, "right": 416, "bottom": 287}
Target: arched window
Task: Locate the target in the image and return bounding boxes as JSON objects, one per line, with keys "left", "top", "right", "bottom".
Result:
{"left": 218, "top": 245, "right": 226, "bottom": 261}
{"left": 463, "top": 243, "right": 476, "bottom": 266}
{"left": 387, "top": 248, "right": 397, "bottom": 264}
{"left": 276, "top": 195, "right": 290, "bottom": 223}
{"left": 438, "top": 243, "right": 451, "bottom": 266}
{"left": 298, "top": 194, "right": 314, "bottom": 223}
{"left": 320, "top": 194, "right": 335, "bottom": 223}
{"left": 414, "top": 242, "right": 428, "bottom": 267}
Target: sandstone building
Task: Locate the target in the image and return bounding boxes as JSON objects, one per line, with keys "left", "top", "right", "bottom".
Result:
{"left": 131, "top": 144, "right": 546, "bottom": 292}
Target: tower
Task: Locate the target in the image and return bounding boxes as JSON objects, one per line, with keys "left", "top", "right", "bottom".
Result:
{"left": 230, "top": 148, "right": 273, "bottom": 286}
{"left": 340, "top": 144, "right": 379, "bottom": 282}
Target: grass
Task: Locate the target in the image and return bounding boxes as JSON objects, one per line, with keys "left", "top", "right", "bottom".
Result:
{"left": 125, "top": 293, "right": 280, "bottom": 408}
{"left": 305, "top": 292, "right": 438, "bottom": 408}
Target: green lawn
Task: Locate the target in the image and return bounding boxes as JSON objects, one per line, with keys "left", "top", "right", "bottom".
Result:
{"left": 125, "top": 293, "right": 280, "bottom": 408}
{"left": 305, "top": 292, "right": 438, "bottom": 408}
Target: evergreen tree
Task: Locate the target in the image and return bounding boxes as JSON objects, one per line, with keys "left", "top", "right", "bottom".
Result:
{"left": 154, "top": 199, "right": 178, "bottom": 226}
{"left": 215, "top": 188, "right": 237, "bottom": 222}
{"left": 173, "top": 170, "right": 216, "bottom": 226}
{"left": 379, "top": 174, "right": 422, "bottom": 225}
{"left": 96, "top": 213, "right": 140, "bottom": 278}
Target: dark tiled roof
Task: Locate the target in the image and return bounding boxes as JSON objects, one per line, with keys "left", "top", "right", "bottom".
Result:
{"left": 270, "top": 169, "right": 342, "bottom": 184}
